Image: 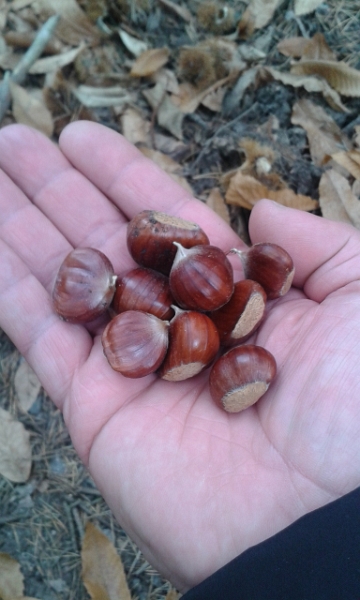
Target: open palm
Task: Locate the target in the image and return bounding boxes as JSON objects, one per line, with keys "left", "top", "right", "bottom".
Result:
{"left": 1, "top": 122, "right": 360, "bottom": 592}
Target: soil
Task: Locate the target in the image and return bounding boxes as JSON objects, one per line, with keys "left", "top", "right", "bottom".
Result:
{"left": 0, "top": 0, "right": 360, "bottom": 598}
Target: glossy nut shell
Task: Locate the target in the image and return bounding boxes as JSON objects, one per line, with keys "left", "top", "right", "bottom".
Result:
{"left": 102, "top": 311, "right": 169, "bottom": 378}
{"left": 159, "top": 308, "right": 220, "bottom": 381}
{"left": 127, "top": 210, "right": 209, "bottom": 275}
{"left": 231, "top": 243, "right": 294, "bottom": 300}
{"left": 112, "top": 267, "right": 174, "bottom": 320}
{"left": 169, "top": 243, "right": 234, "bottom": 311}
{"left": 209, "top": 345, "right": 277, "bottom": 413}
{"left": 52, "top": 247, "right": 116, "bottom": 323}
{"left": 209, "top": 280, "right": 266, "bottom": 346}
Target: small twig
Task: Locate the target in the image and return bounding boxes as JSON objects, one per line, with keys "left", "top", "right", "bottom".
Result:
{"left": 189, "top": 102, "right": 259, "bottom": 175}
{"left": 0, "top": 14, "right": 60, "bottom": 123}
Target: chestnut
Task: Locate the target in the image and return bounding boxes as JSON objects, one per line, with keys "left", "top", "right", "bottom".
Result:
{"left": 209, "top": 280, "right": 267, "bottom": 346}
{"left": 102, "top": 311, "right": 169, "bottom": 378}
{"left": 209, "top": 345, "right": 277, "bottom": 413}
{"left": 112, "top": 267, "right": 174, "bottom": 320}
{"left": 169, "top": 243, "right": 234, "bottom": 312}
{"left": 127, "top": 209, "right": 209, "bottom": 276}
{"left": 52, "top": 247, "right": 116, "bottom": 323}
{"left": 159, "top": 307, "right": 220, "bottom": 381}
{"left": 230, "top": 243, "right": 294, "bottom": 300}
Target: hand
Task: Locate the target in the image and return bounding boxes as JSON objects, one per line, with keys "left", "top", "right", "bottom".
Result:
{"left": 1, "top": 122, "right": 359, "bottom": 592}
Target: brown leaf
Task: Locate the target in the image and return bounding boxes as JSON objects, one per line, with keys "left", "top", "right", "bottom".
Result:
{"left": 301, "top": 33, "right": 336, "bottom": 61}
{"left": 278, "top": 33, "right": 335, "bottom": 61}
{"left": 72, "top": 85, "right": 132, "bottom": 108}
{"left": 81, "top": 522, "right": 132, "bottom": 600}
{"left": 277, "top": 37, "right": 311, "bottom": 58}
{"left": 119, "top": 29, "right": 148, "bottom": 57}
{"left": 10, "top": 82, "right": 54, "bottom": 137}
{"left": 331, "top": 150, "right": 360, "bottom": 180}
{"left": 294, "top": 0, "right": 324, "bottom": 15}
{"left": 172, "top": 74, "right": 235, "bottom": 114}
{"left": 130, "top": 47, "right": 170, "bottom": 77}
{"left": 291, "top": 60, "right": 360, "bottom": 97}
{"left": 206, "top": 188, "right": 231, "bottom": 225}
{"left": 35, "top": 0, "right": 99, "bottom": 45}
{"left": 0, "top": 554, "right": 24, "bottom": 600}
{"left": 143, "top": 82, "right": 184, "bottom": 139}
{"left": 225, "top": 171, "right": 318, "bottom": 211}
{"left": 0, "top": 408, "right": 32, "bottom": 482}
{"left": 14, "top": 358, "right": 42, "bottom": 413}
{"left": 29, "top": 43, "right": 86, "bottom": 75}
{"left": 120, "top": 107, "right": 151, "bottom": 146}
{"left": 266, "top": 67, "right": 348, "bottom": 111}
{"left": 140, "top": 147, "right": 193, "bottom": 194}
{"left": 319, "top": 169, "right": 357, "bottom": 225}
{"left": 238, "top": 0, "right": 285, "bottom": 36}
{"left": 291, "top": 98, "right": 351, "bottom": 166}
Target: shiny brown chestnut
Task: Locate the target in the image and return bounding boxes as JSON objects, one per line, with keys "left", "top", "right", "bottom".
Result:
{"left": 52, "top": 247, "right": 116, "bottom": 323}
{"left": 159, "top": 307, "right": 220, "bottom": 381}
{"left": 230, "top": 243, "right": 294, "bottom": 300}
{"left": 112, "top": 267, "right": 174, "bottom": 320}
{"left": 127, "top": 210, "right": 209, "bottom": 276}
{"left": 209, "top": 345, "right": 277, "bottom": 413}
{"left": 102, "top": 311, "right": 169, "bottom": 378}
{"left": 209, "top": 280, "right": 267, "bottom": 346}
{"left": 169, "top": 243, "right": 234, "bottom": 312}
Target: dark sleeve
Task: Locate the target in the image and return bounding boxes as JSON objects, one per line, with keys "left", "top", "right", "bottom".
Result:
{"left": 182, "top": 487, "right": 360, "bottom": 600}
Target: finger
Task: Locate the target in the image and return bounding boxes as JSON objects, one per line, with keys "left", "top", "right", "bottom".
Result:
{"left": 0, "top": 167, "right": 72, "bottom": 290}
{"left": 0, "top": 124, "right": 135, "bottom": 278}
{"left": 59, "top": 121, "right": 241, "bottom": 252}
{"left": 0, "top": 238, "right": 92, "bottom": 408}
{"left": 249, "top": 200, "right": 360, "bottom": 301}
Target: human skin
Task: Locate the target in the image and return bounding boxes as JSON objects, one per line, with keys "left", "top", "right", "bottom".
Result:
{"left": 0, "top": 121, "right": 359, "bottom": 592}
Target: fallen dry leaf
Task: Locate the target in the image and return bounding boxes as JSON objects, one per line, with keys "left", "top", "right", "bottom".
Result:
{"left": 143, "top": 81, "right": 184, "bottom": 139}
{"left": 278, "top": 33, "right": 335, "bottom": 61}
{"left": 10, "top": 81, "right": 54, "bottom": 137}
{"left": 130, "top": 47, "right": 170, "bottom": 77}
{"left": 238, "top": 0, "right": 285, "bottom": 36}
{"left": 294, "top": 0, "right": 323, "bottom": 15}
{"left": 331, "top": 150, "right": 360, "bottom": 180}
{"left": 291, "top": 60, "right": 360, "bottom": 97}
{"left": 118, "top": 28, "right": 148, "bottom": 57}
{"left": 34, "top": 0, "right": 99, "bottom": 45}
{"left": 206, "top": 188, "right": 231, "bottom": 225}
{"left": 266, "top": 67, "right": 348, "bottom": 111}
{"left": 81, "top": 522, "right": 132, "bottom": 600}
{"left": 172, "top": 74, "right": 236, "bottom": 114}
{"left": 319, "top": 169, "right": 355, "bottom": 225}
{"left": 120, "top": 107, "right": 151, "bottom": 146}
{"left": 14, "top": 358, "right": 42, "bottom": 413}
{"left": 0, "top": 553, "right": 24, "bottom": 600}
{"left": 225, "top": 171, "right": 318, "bottom": 211}
{"left": 140, "top": 147, "right": 193, "bottom": 194}
{"left": 73, "top": 85, "right": 132, "bottom": 108}
{"left": 151, "top": 68, "right": 180, "bottom": 94}
{"left": 0, "top": 407, "right": 32, "bottom": 482}
{"left": 277, "top": 37, "right": 311, "bottom": 58}
{"left": 29, "top": 43, "right": 86, "bottom": 75}
{"left": 291, "top": 98, "right": 351, "bottom": 166}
